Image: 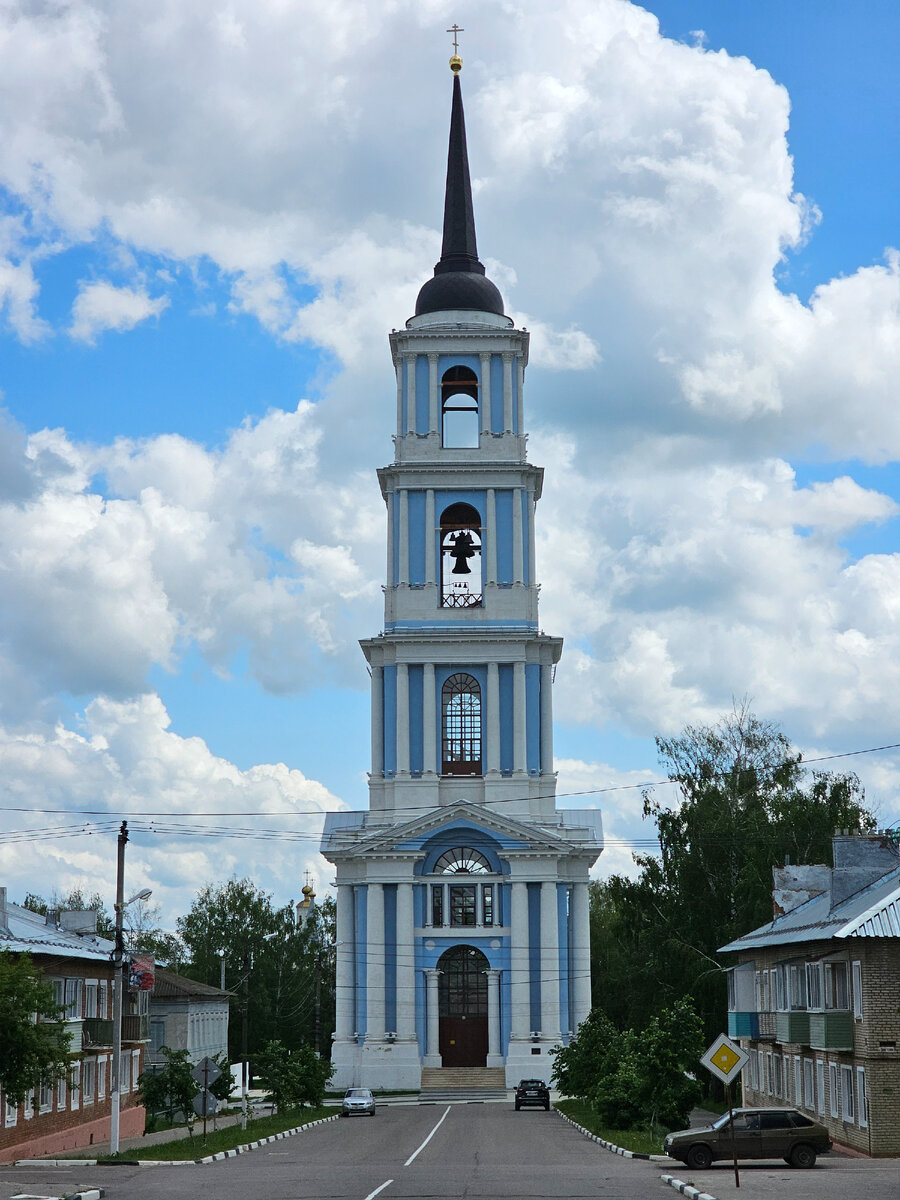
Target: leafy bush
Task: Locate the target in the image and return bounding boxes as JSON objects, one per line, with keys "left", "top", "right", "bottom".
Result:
{"left": 255, "top": 1040, "right": 334, "bottom": 1112}
{"left": 138, "top": 1048, "right": 199, "bottom": 1129}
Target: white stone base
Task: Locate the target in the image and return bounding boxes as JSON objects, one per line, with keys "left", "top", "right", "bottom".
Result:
{"left": 504, "top": 1039, "right": 559, "bottom": 1087}
{"left": 330, "top": 1038, "right": 422, "bottom": 1091}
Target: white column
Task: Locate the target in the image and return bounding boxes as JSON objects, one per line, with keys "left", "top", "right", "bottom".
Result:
{"left": 396, "top": 662, "right": 409, "bottom": 774}
{"left": 425, "top": 489, "right": 436, "bottom": 585}
{"left": 423, "top": 662, "right": 436, "bottom": 774}
{"left": 428, "top": 352, "right": 439, "bottom": 435}
{"left": 516, "top": 355, "right": 525, "bottom": 435}
{"left": 386, "top": 492, "right": 394, "bottom": 585}
{"left": 335, "top": 885, "right": 355, "bottom": 1040}
{"left": 366, "top": 883, "right": 385, "bottom": 1042}
{"left": 513, "top": 661, "right": 526, "bottom": 774}
{"left": 486, "top": 488, "right": 497, "bottom": 584}
{"left": 480, "top": 352, "right": 492, "bottom": 436}
{"left": 486, "top": 968, "right": 502, "bottom": 1063}
{"left": 512, "top": 487, "right": 524, "bottom": 583}
{"left": 487, "top": 661, "right": 500, "bottom": 773}
{"left": 571, "top": 882, "right": 592, "bottom": 1029}
{"left": 396, "top": 883, "right": 416, "bottom": 1040}
{"left": 371, "top": 665, "right": 384, "bottom": 776}
{"left": 398, "top": 489, "right": 409, "bottom": 585}
{"left": 406, "top": 354, "right": 417, "bottom": 435}
{"left": 540, "top": 881, "right": 561, "bottom": 1041}
{"left": 539, "top": 662, "right": 553, "bottom": 776}
{"left": 527, "top": 491, "right": 536, "bottom": 587}
{"left": 510, "top": 881, "right": 530, "bottom": 1040}
{"left": 395, "top": 355, "right": 403, "bottom": 439}
{"left": 502, "top": 352, "right": 513, "bottom": 432}
{"left": 424, "top": 968, "right": 442, "bottom": 1065}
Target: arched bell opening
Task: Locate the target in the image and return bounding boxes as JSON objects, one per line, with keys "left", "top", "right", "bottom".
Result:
{"left": 441, "top": 366, "right": 479, "bottom": 448}
{"left": 440, "top": 501, "right": 482, "bottom": 608}
{"left": 437, "top": 944, "right": 489, "bottom": 1067}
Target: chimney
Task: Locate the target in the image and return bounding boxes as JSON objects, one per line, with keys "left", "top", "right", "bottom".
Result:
{"left": 772, "top": 864, "right": 830, "bottom": 916}
{"left": 60, "top": 909, "right": 99, "bottom": 934}
{"left": 830, "top": 830, "right": 899, "bottom": 908}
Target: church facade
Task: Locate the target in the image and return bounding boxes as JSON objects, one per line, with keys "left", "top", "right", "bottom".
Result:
{"left": 320, "top": 61, "right": 603, "bottom": 1090}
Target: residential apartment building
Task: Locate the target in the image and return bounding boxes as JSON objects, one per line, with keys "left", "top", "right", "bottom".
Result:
{"left": 147, "top": 968, "right": 230, "bottom": 1067}
{"left": 0, "top": 888, "right": 148, "bottom": 1162}
{"left": 720, "top": 832, "right": 900, "bottom": 1156}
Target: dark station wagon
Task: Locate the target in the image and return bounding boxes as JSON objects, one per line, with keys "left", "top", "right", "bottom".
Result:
{"left": 664, "top": 1107, "right": 832, "bottom": 1169}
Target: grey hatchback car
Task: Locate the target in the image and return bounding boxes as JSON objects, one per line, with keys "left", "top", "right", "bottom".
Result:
{"left": 664, "top": 1107, "right": 832, "bottom": 1169}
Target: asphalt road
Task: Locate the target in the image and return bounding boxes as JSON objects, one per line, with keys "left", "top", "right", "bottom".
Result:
{"left": 3, "top": 1104, "right": 899, "bottom": 1200}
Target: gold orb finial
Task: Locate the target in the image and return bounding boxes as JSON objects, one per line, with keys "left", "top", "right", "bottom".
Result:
{"left": 450, "top": 54, "right": 462, "bottom": 74}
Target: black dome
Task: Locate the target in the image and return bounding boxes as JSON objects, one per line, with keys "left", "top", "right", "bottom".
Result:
{"left": 415, "top": 270, "right": 504, "bottom": 317}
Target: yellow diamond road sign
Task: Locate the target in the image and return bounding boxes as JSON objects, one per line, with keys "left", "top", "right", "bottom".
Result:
{"left": 701, "top": 1034, "right": 750, "bottom": 1086}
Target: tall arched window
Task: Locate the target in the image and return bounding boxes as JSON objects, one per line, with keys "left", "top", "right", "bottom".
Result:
{"left": 440, "top": 502, "right": 482, "bottom": 608}
{"left": 441, "top": 366, "right": 479, "bottom": 448}
{"left": 441, "top": 672, "right": 482, "bottom": 775}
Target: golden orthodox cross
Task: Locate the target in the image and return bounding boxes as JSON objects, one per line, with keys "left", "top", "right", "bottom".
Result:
{"left": 446, "top": 23, "right": 464, "bottom": 55}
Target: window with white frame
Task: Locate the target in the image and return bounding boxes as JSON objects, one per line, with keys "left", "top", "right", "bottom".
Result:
{"left": 828, "top": 1062, "right": 839, "bottom": 1118}
{"left": 132, "top": 1049, "right": 141, "bottom": 1091}
{"left": 773, "top": 1053, "right": 783, "bottom": 1096}
{"left": 99, "top": 979, "right": 109, "bottom": 1018}
{"left": 57, "top": 1073, "right": 67, "bottom": 1111}
{"left": 852, "top": 961, "right": 863, "bottom": 1019}
{"left": 766, "top": 1052, "right": 773, "bottom": 1094}
{"left": 806, "top": 961, "right": 823, "bottom": 1010}
{"left": 857, "top": 1067, "right": 867, "bottom": 1128}
{"left": 70, "top": 1063, "right": 80, "bottom": 1110}
{"left": 23, "top": 1087, "right": 34, "bottom": 1119}
{"left": 119, "top": 1052, "right": 130, "bottom": 1093}
{"left": 754, "top": 971, "right": 762, "bottom": 1012}
{"left": 749, "top": 1049, "right": 759, "bottom": 1091}
{"left": 64, "top": 978, "right": 81, "bottom": 1020}
{"left": 793, "top": 1056, "right": 802, "bottom": 1105}
{"left": 768, "top": 969, "right": 777, "bottom": 1011}
{"left": 825, "top": 961, "right": 850, "bottom": 1010}
{"left": 83, "top": 980, "right": 99, "bottom": 1019}
{"left": 98, "top": 1055, "right": 107, "bottom": 1100}
{"left": 840, "top": 1065, "right": 854, "bottom": 1122}
{"left": 4, "top": 1095, "right": 18, "bottom": 1126}
{"left": 82, "top": 1058, "right": 95, "bottom": 1104}
{"left": 803, "top": 1058, "right": 815, "bottom": 1109}
{"left": 816, "top": 1060, "right": 826, "bottom": 1115}
{"left": 790, "top": 964, "right": 807, "bottom": 1009}
{"left": 39, "top": 1080, "right": 53, "bottom": 1111}
{"left": 775, "top": 965, "right": 788, "bottom": 1012}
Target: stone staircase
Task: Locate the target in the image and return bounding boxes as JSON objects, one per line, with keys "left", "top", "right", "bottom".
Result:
{"left": 419, "top": 1067, "right": 509, "bottom": 1102}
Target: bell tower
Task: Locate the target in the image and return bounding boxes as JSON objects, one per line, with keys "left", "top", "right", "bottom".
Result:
{"left": 322, "top": 57, "right": 603, "bottom": 1091}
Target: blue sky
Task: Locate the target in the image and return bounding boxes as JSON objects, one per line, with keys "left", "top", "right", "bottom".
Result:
{"left": 1, "top": 0, "right": 900, "bottom": 922}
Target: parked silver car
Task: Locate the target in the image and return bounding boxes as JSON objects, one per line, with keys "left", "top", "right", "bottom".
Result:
{"left": 341, "top": 1087, "right": 376, "bottom": 1117}
{"left": 664, "top": 1107, "right": 832, "bottom": 1169}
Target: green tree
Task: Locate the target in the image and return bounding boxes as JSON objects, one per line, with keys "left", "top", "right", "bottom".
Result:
{"left": 22, "top": 888, "right": 115, "bottom": 939}
{"left": 591, "top": 706, "right": 875, "bottom": 1044}
{"left": 137, "top": 1047, "right": 199, "bottom": 1127}
{"left": 551, "top": 1007, "right": 621, "bottom": 1100}
{"left": 0, "top": 951, "right": 71, "bottom": 1105}
{"left": 255, "top": 1040, "right": 333, "bottom": 1112}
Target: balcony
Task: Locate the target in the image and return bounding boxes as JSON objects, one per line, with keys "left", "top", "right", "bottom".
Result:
{"left": 82, "top": 1017, "right": 115, "bottom": 1048}
{"left": 809, "top": 1011, "right": 854, "bottom": 1052}
{"left": 122, "top": 1014, "right": 151, "bottom": 1042}
{"left": 728, "top": 1011, "right": 759, "bottom": 1039}
{"left": 776, "top": 1011, "right": 810, "bottom": 1045}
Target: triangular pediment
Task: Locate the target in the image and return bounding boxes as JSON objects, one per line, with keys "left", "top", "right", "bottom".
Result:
{"left": 344, "top": 801, "right": 572, "bottom": 859}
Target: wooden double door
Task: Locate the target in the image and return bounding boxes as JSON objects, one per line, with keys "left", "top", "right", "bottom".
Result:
{"left": 438, "top": 944, "right": 489, "bottom": 1067}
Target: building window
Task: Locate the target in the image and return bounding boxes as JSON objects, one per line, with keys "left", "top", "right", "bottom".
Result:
{"left": 840, "top": 1065, "right": 854, "bottom": 1122}
{"left": 765, "top": 1052, "right": 773, "bottom": 1095}
{"left": 851, "top": 961, "right": 863, "bottom": 1019}
{"left": 749, "top": 1050, "right": 759, "bottom": 1091}
{"left": 71, "top": 1064, "right": 80, "bottom": 1111}
{"left": 23, "top": 1088, "right": 34, "bottom": 1119}
{"left": 793, "top": 1055, "right": 802, "bottom": 1104}
{"left": 449, "top": 885, "right": 477, "bottom": 926}
{"left": 806, "top": 962, "right": 823, "bottom": 1010}
{"left": 828, "top": 1062, "right": 839, "bottom": 1118}
{"left": 84, "top": 980, "right": 99, "bottom": 1018}
{"left": 857, "top": 1067, "right": 867, "bottom": 1128}
{"left": 98, "top": 1056, "right": 107, "bottom": 1100}
{"left": 789, "top": 965, "right": 807, "bottom": 1009}
{"left": 39, "top": 1080, "right": 53, "bottom": 1112}
{"left": 482, "top": 884, "right": 493, "bottom": 926}
{"left": 816, "top": 1059, "right": 825, "bottom": 1115}
{"left": 119, "top": 1053, "right": 130, "bottom": 1094}
{"left": 132, "top": 1050, "right": 141, "bottom": 1091}
{"left": 64, "top": 978, "right": 81, "bottom": 1020}
{"left": 82, "top": 1059, "right": 95, "bottom": 1105}
{"left": 441, "top": 365, "right": 479, "bottom": 448}
{"left": 4, "top": 1095, "right": 17, "bottom": 1126}
{"left": 773, "top": 1053, "right": 783, "bottom": 1097}
{"left": 803, "top": 1058, "right": 814, "bottom": 1110}
{"left": 825, "top": 962, "right": 850, "bottom": 1010}
{"left": 440, "top": 503, "right": 482, "bottom": 608}
{"left": 441, "top": 673, "right": 482, "bottom": 775}
{"left": 431, "top": 885, "right": 444, "bottom": 927}
{"left": 99, "top": 980, "right": 109, "bottom": 1019}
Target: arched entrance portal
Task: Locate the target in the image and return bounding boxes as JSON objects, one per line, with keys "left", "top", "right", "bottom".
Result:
{"left": 438, "top": 945, "right": 489, "bottom": 1067}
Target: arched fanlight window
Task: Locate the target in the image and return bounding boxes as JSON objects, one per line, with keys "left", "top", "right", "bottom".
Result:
{"left": 441, "top": 672, "right": 482, "bottom": 776}
{"left": 440, "top": 502, "right": 482, "bottom": 608}
{"left": 434, "top": 847, "right": 492, "bottom": 874}
{"left": 441, "top": 366, "right": 479, "bottom": 448}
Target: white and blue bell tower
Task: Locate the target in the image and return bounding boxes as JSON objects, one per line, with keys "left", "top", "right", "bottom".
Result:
{"left": 321, "top": 59, "right": 603, "bottom": 1090}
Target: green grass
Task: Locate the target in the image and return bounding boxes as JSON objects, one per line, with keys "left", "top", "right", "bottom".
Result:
{"left": 96, "top": 1107, "right": 333, "bottom": 1161}
{"left": 555, "top": 1099, "right": 669, "bottom": 1156}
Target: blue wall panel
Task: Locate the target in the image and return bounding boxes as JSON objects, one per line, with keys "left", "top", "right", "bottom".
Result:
{"left": 416, "top": 355, "right": 430, "bottom": 434}
{"left": 495, "top": 490, "right": 513, "bottom": 584}
{"left": 490, "top": 354, "right": 503, "bottom": 433}
{"left": 408, "top": 490, "right": 425, "bottom": 585}
{"left": 383, "top": 665, "right": 397, "bottom": 777}
{"left": 528, "top": 883, "right": 541, "bottom": 1032}
{"left": 355, "top": 886, "right": 367, "bottom": 1040}
{"left": 408, "top": 664, "right": 424, "bottom": 774}
{"left": 384, "top": 885, "right": 397, "bottom": 1035}
{"left": 526, "top": 663, "right": 541, "bottom": 775}
{"left": 499, "top": 664, "right": 514, "bottom": 774}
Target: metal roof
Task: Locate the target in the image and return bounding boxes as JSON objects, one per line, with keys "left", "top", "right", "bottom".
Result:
{"left": 0, "top": 897, "right": 115, "bottom": 963}
{"left": 719, "top": 866, "right": 900, "bottom": 953}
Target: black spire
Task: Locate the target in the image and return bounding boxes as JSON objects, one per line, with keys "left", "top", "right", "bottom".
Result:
{"left": 415, "top": 71, "right": 505, "bottom": 318}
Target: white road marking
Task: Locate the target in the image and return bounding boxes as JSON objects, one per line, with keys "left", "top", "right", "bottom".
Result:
{"left": 404, "top": 1105, "right": 451, "bottom": 1166}
{"left": 362, "top": 1179, "right": 393, "bottom": 1200}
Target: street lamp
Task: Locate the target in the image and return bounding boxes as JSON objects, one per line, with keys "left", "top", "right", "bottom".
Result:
{"left": 109, "top": 819, "right": 152, "bottom": 1155}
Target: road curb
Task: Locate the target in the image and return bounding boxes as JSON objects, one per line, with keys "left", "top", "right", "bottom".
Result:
{"left": 660, "top": 1174, "right": 718, "bottom": 1200}
{"left": 554, "top": 1108, "right": 665, "bottom": 1160}
{"left": 15, "top": 1113, "right": 341, "bottom": 1170}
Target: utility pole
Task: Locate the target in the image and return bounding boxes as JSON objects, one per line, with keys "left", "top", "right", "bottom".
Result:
{"left": 241, "top": 954, "right": 249, "bottom": 1130}
{"left": 109, "top": 821, "right": 127, "bottom": 1155}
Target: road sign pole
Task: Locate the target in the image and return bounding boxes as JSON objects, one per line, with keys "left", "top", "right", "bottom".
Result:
{"left": 202, "top": 1057, "right": 209, "bottom": 1142}
{"left": 726, "top": 1082, "right": 740, "bottom": 1189}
